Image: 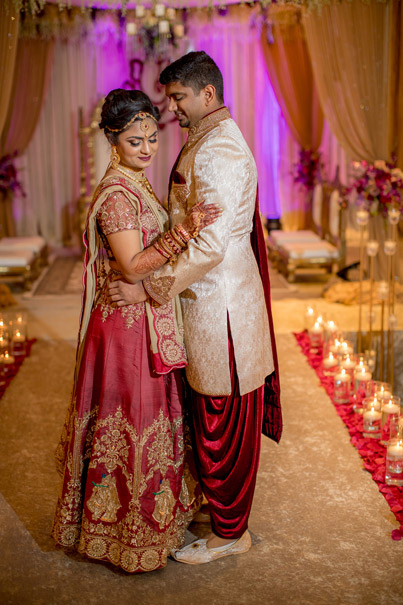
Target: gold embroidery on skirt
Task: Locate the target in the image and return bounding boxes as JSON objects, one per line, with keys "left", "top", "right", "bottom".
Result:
{"left": 152, "top": 478, "right": 176, "bottom": 529}
{"left": 53, "top": 406, "right": 195, "bottom": 573}
{"left": 87, "top": 474, "right": 122, "bottom": 522}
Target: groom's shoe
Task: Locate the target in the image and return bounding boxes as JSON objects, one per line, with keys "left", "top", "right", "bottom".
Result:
{"left": 171, "top": 531, "right": 251, "bottom": 565}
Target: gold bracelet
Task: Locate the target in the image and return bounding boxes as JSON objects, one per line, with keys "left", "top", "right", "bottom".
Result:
{"left": 154, "top": 240, "right": 171, "bottom": 259}
{"left": 176, "top": 224, "right": 191, "bottom": 242}
{"left": 158, "top": 236, "right": 175, "bottom": 257}
{"left": 164, "top": 231, "right": 182, "bottom": 255}
{"left": 170, "top": 228, "right": 186, "bottom": 249}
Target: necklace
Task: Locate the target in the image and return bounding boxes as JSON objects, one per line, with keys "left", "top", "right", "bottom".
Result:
{"left": 112, "top": 163, "right": 157, "bottom": 199}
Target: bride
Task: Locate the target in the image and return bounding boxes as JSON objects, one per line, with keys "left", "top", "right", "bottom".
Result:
{"left": 52, "top": 88, "right": 220, "bottom": 573}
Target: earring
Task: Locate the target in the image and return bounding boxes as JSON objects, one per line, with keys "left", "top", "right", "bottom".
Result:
{"left": 110, "top": 145, "right": 120, "bottom": 170}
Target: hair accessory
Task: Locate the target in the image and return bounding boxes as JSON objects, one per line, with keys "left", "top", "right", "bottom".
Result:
{"left": 106, "top": 111, "right": 158, "bottom": 135}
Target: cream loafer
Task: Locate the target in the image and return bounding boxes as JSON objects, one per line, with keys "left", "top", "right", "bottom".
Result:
{"left": 171, "top": 530, "right": 251, "bottom": 565}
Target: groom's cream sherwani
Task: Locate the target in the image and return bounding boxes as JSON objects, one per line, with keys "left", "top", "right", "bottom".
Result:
{"left": 144, "top": 107, "right": 274, "bottom": 396}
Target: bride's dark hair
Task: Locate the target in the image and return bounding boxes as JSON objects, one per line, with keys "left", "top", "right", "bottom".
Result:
{"left": 99, "top": 89, "right": 160, "bottom": 143}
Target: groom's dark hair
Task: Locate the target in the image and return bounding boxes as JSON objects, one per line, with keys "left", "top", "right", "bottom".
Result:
{"left": 160, "top": 51, "right": 224, "bottom": 103}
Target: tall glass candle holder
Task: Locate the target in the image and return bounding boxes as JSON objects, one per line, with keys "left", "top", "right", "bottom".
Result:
{"left": 363, "top": 396, "right": 382, "bottom": 438}
{"left": 341, "top": 354, "right": 356, "bottom": 393}
{"left": 13, "top": 312, "right": 27, "bottom": 340}
{"left": 373, "top": 381, "right": 392, "bottom": 403}
{"left": 334, "top": 368, "right": 351, "bottom": 404}
{"left": 385, "top": 439, "right": 403, "bottom": 486}
{"left": 323, "top": 320, "right": 338, "bottom": 356}
{"left": 380, "top": 396, "right": 400, "bottom": 446}
{"left": 304, "top": 306, "right": 316, "bottom": 332}
{"left": 353, "top": 366, "right": 372, "bottom": 413}
{"left": 0, "top": 350, "right": 15, "bottom": 375}
{"left": 322, "top": 351, "right": 338, "bottom": 377}
{"left": 309, "top": 321, "right": 323, "bottom": 354}
{"left": 11, "top": 327, "right": 26, "bottom": 357}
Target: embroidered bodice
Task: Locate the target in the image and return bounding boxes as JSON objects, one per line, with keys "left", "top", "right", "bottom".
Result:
{"left": 95, "top": 185, "right": 164, "bottom": 328}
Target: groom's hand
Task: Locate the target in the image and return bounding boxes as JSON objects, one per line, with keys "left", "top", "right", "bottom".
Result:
{"left": 107, "top": 279, "right": 147, "bottom": 306}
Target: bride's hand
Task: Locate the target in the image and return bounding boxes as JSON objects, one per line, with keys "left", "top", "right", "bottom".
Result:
{"left": 182, "top": 201, "right": 222, "bottom": 236}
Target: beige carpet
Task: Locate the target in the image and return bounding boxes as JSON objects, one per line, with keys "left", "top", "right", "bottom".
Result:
{"left": 0, "top": 335, "right": 402, "bottom": 605}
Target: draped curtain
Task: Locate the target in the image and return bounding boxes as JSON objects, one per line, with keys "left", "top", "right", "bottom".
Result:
{"left": 303, "top": 1, "right": 394, "bottom": 163}
{"left": 260, "top": 4, "right": 324, "bottom": 230}
{"left": 1, "top": 38, "right": 55, "bottom": 157}
{"left": 0, "top": 2, "right": 19, "bottom": 139}
{"left": 0, "top": 37, "right": 54, "bottom": 236}
{"left": 303, "top": 0, "right": 400, "bottom": 279}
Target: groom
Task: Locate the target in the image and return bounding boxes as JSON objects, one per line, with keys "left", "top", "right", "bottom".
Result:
{"left": 109, "top": 51, "right": 282, "bottom": 564}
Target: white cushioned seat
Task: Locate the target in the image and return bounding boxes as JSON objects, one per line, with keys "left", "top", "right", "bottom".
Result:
{"left": 0, "top": 250, "right": 35, "bottom": 267}
{"left": 279, "top": 240, "right": 339, "bottom": 260}
{"left": 270, "top": 230, "right": 321, "bottom": 245}
{"left": 0, "top": 236, "right": 46, "bottom": 253}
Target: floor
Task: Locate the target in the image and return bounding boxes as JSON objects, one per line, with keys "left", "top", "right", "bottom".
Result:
{"left": 1, "top": 259, "right": 403, "bottom": 604}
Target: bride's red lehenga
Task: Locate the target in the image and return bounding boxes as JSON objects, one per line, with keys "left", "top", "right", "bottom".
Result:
{"left": 52, "top": 175, "right": 200, "bottom": 573}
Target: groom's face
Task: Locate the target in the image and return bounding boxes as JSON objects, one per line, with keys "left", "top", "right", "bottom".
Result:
{"left": 165, "top": 81, "right": 208, "bottom": 129}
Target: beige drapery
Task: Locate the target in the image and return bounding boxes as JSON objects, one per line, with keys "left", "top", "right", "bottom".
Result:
{"left": 0, "top": 3, "right": 19, "bottom": 139}
{"left": 303, "top": 1, "right": 394, "bottom": 163}
{"left": 261, "top": 5, "right": 323, "bottom": 152}
{"left": 1, "top": 38, "right": 55, "bottom": 157}
{"left": 303, "top": 1, "right": 399, "bottom": 279}
{"left": 260, "top": 4, "right": 324, "bottom": 230}
{"left": 0, "top": 37, "right": 54, "bottom": 236}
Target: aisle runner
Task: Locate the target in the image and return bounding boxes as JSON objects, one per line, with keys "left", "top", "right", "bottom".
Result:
{"left": 0, "top": 340, "right": 35, "bottom": 399}
{"left": 294, "top": 331, "right": 403, "bottom": 541}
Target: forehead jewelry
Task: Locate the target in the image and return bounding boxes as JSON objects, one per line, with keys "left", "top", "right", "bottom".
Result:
{"left": 106, "top": 111, "right": 157, "bottom": 137}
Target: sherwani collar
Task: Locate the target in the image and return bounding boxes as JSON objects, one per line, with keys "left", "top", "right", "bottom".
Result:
{"left": 187, "top": 107, "right": 231, "bottom": 143}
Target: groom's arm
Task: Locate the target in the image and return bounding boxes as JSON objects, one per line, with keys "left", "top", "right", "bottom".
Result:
{"left": 143, "top": 136, "right": 245, "bottom": 305}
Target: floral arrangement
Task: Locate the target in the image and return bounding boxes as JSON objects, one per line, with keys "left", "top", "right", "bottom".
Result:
{"left": 0, "top": 153, "right": 25, "bottom": 198}
{"left": 293, "top": 148, "right": 324, "bottom": 192}
{"left": 349, "top": 160, "right": 403, "bottom": 217}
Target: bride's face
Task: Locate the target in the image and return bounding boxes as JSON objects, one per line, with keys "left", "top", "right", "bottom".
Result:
{"left": 116, "top": 117, "right": 159, "bottom": 171}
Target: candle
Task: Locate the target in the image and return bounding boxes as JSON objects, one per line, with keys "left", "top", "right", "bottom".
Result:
{"left": 387, "top": 442, "right": 403, "bottom": 457}
{"left": 2, "top": 352, "right": 15, "bottom": 365}
{"left": 356, "top": 209, "right": 369, "bottom": 226}
{"left": 385, "top": 440, "right": 403, "bottom": 485}
{"left": 357, "top": 368, "right": 371, "bottom": 382}
{"left": 13, "top": 331, "right": 25, "bottom": 343}
{"left": 158, "top": 19, "right": 170, "bottom": 34}
{"left": 166, "top": 7, "right": 176, "bottom": 19}
{"left": 135, "top": 4, "right": 145, "bottom": 18}
{"left": 377, "top": 281, "right": 388, "bottom": 301}
{"left": 363, "top": 408, "right": 382, "bottom": 422}
{"left": 366, "top": 240, "right": 379, "bottom": 256}
{"left": 335, "top": 369, "right": 350, "bottom": 383}
{"left": 173, "top": 23, "right": 185, "bottom": 38}
{"left": 388, "top": 207, "right": 401, "bottom": 225}
{"left": 126, "top": 22, "right": 137, "bottom": 35}
{"left": 339, "top": 341, "right": 354, "bottom": 355}
{"left": 311, "top": 321, "right": 322, "bottom": 334}
{"left": 341, "top": 355, "right": 355, "bottom": 371}
{"left": 323, "top": 353, "right": 336, "bottom": 369}
{"left": 382, "top": 400, "right": 398, "bottom": 415}
{"left": 155, "top": 3, "right": 165, "bottom": 17}
{"left": 384, "top": 240, "right": 397, "bottom": 255}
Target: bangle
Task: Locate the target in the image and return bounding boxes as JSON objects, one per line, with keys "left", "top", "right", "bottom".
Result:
{"left": 158, "top": 236, "right": 174, "bottom": 258}
{"left": 154, "top": 240, "right": 170, "bottom": 259}
{"left": 176, "top": 224, "right": 191, "bottom": 242}
{"left": 170, "top": 228, "right": 187, "bottom": 249}
{"left": 164, "top": 231, "right": 181, "bottom": 255}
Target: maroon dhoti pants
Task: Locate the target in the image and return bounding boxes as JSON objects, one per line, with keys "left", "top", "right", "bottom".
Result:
{"left": 188, "top": 330, "right": 264, "bottom": 540}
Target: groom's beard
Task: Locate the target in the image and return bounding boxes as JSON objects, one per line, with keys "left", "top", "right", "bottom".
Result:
{"left": 175, "top": 113, "right": 191, "bottom": 128}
